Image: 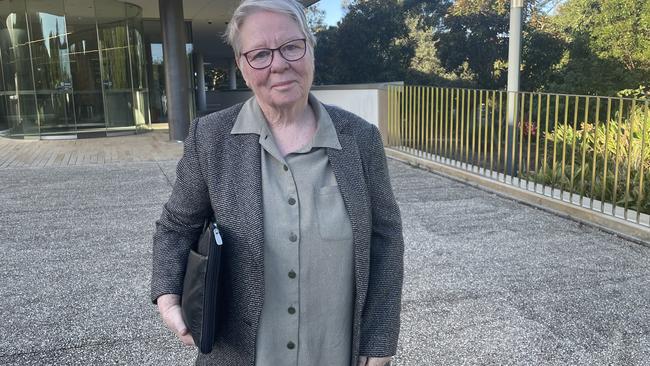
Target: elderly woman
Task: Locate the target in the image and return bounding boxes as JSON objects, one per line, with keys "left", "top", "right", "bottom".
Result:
{"left": 150, "top": 0, "right": 403, "bottom": 365}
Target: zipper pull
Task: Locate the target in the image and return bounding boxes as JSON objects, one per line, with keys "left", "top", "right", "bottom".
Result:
{"left": 212, "top": 223, "right": 223, "bottom": 246}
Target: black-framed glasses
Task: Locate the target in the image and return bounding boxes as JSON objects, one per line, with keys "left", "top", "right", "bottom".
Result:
{"left": 241, "top": 38, "right": 307, "bottom": 70}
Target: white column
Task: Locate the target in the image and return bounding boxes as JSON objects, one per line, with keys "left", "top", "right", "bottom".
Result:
{"left": 505, "top": 0, "right": 523, "bottom": 176}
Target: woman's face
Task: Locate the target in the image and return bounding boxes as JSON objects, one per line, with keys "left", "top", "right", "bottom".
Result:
{"left": 236, "top": 11, "right": 314, "bottom": 111}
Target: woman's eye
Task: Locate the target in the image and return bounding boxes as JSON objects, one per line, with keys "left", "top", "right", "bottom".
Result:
{"left": 251, "top": 50, "right": 271, "bottom": 60}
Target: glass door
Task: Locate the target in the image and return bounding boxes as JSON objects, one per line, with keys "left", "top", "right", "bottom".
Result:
{"left": 27, "top": 0, "right": 75, "bottom": 136}
{"left": 65, "top": 0, "right": 105, "bottom": 133}
{"left": 96, "top": 0, "right": 134, "bottom": 130}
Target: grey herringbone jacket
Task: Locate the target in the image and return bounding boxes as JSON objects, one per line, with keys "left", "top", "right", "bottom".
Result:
{"left": 151, "top": 102, "right": 404, "bottom": 366}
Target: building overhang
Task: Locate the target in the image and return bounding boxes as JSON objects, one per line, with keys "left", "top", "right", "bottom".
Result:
{"left": 125, "top": 0, "right": 319, "bottom": 64}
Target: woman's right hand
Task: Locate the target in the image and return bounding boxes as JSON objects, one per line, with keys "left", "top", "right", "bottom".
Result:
{"left": 157, "top": 294, "right": 196, "bottom": 347}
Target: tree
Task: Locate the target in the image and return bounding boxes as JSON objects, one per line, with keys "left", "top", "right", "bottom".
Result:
{"left": 557, "top": 0, "right": 650, "bottom": 72}
{"left": 435, "top": 0, "right": 511, "bottom": 89}
{"left": 403, "top": 11, "right": 473, "bottom": 87}
{"left": 403, "top": 0, "right": 568, "bottom": 91}
{"left": 520, "top": 11, "right": 566, "bottom": 91}
{"left": 314, "top": 0, "right": 414, "bottom": 84}
{"left": 306, "top": 3, "right": 327, "bottom": 34}
{"left": 314, "top": 26, "right": 342, "bottom": 84}
{"left": 405, "top": 15, "right": 442, "bottom": 76}
{"left": 547, "top": 0, "right": 650, "bottom": 95}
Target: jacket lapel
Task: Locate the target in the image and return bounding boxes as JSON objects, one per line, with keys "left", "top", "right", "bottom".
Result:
{"left": 212, "top": 133, "right": 265, "bottom": 324}
{"left": 223, "top": 133, "right": 264, "bottom": 255}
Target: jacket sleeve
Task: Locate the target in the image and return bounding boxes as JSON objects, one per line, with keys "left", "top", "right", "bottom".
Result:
{"left": 359, "top": 125, "right": 405, "bottom": 356}
{"left": 150, "top": 118, "right": 212, "bottom": 303}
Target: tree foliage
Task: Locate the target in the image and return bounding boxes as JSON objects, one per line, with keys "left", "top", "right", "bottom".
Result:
{"left": 314, "top": 0, "right": 414, "bottom": 84}
{"left": 520, "top": 12, "right": 565, "bottom": 91}
{"left": 546, "top": 0, "right": 650, "bottom": 95}
{"left": 435, "top": 0, "right": 510, "bottom": 89}
{"left": 305, "top": 3, "right": 327, "bottom": 34}
{"left": 312, "top": 0, "right": 649, "bottom": 96}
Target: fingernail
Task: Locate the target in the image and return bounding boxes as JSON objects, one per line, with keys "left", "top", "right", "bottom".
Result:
{"left": 179, "top": 328, "right": 188, "bottom": 336}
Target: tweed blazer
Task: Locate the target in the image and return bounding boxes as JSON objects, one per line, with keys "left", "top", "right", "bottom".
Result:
{"left": 151, "top": 101, "right": 404, "bottom": 366}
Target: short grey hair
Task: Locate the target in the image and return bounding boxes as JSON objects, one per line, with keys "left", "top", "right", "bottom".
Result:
{"left": 224, "top": 0, "right": 316, "bottom": 56}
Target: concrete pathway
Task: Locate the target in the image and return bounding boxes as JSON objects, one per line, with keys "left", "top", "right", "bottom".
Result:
{"left": 0, "top": 132, "right": 648, "bottom": 365}
{"left": 0, "top": 130, "right": 181, "bottom": 168}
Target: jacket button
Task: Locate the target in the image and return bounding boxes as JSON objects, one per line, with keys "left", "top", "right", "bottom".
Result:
{"left": 288, "top": 270, "right": 296, "bottom": 279}
{"left": 283, "top": 165, "right": 289, "bottom": 171}
{"left": 287, "top": 341, "right": 295, "bottom": 349}
{"left": 288, "top": 197, "right": 296, "bottom": 205}
{"left": 288, "top": 306, "right": 296, "bottom": 314}
{"left": 289, "top": 233, "right": 297, "bottom": 242}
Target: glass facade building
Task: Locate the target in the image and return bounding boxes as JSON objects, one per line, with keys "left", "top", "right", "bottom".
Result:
{"left": 0, "top": 0, "right": 150, "bottom": 138}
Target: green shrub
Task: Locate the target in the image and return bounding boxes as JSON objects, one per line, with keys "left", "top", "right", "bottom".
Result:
{"left": 529, "top": 97, "right": 650, "bottom": 215}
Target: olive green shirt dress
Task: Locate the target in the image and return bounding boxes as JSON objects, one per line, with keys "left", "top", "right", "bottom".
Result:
{"left": 230, "top": 95, "right": 354, "bottom": 366}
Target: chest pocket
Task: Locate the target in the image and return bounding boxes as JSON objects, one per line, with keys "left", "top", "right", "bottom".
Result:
{"left": 316, "top": 185, "right": 353, "bottom": 241}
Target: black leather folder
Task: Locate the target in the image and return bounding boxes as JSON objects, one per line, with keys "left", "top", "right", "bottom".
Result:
{"left": 181, "top": 219, "right": 224, "bottom": 354}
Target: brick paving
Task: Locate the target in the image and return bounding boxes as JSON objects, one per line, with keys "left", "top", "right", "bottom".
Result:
{"left": 0, "top": 130, "right": 182, "bottom": 169}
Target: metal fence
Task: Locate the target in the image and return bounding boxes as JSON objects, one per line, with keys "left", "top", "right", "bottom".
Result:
{"left": 387, "top": 85, "right": 650, "bottom": 228}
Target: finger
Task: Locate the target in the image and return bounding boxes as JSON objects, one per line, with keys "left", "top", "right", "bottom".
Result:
{"left": 169, "top": 304, "right": 189, "bottom": 335}
{"left": 358, "top": 356, "right": 368, "bottom": 366}
{"left": 164, "top": 306, "right": 195, "bottom": 346}
{"left": 163, "top": 306, "right": 196, "bottom": 347}
{"left": 161, "top": 303, "right": 189, "bottom": 336}
{"left": 179, "top": 331, "right": 196, "bottom": 347}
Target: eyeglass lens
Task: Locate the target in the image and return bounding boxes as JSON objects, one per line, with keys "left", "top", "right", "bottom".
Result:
{"left": 244, "top": 39, "right": 306, "bottom": 69}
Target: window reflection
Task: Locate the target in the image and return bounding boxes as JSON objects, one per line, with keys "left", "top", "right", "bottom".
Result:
{"left": 144, "top": 19, "right": 194, "bottom": 125}
{"left": 28, "top": 0, "right": 75, "bottom": 135}
{"left": 0, "top": 0, "right": 150, "bottom": 138}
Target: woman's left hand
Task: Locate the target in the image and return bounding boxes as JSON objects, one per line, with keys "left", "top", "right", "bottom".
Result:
{"left": 358, "top": 356, "right": 392, "bottom": 366}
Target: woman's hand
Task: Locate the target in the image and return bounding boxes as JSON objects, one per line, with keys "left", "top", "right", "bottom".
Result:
{"left": 157, "top": 294, "right": 195, "bottom": 347}
{"left": 358, "top": 356, "right": 392, "bottom": 366}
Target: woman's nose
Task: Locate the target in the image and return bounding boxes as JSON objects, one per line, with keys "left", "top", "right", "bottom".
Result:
{"left": 269, "top": 49, "right": 290, "bottom": 72}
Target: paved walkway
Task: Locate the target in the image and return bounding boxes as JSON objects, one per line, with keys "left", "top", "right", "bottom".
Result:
{"left": 0, "top": 132, "right": 648, "bottom": 365}
{"left": 0, "top": 130, "right": 182, "bottom": 169}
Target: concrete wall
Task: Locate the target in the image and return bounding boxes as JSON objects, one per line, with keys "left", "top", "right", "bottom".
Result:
{"left": 311, "top": 89, "right": 379, "bottom": 126}
{"left": 313, "top": 83, "right": 401, "bottom": 144}
{"left": 204, "top": 82, "right": 402, "bottom": 144}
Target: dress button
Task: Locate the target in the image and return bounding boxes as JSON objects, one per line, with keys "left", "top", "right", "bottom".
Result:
{"left": 283, "top": 165, "right": 288, "bottom": 171}
{"left": 288, "top": 197, "right": 296, "bottom": 205}
{"left": 288, "top": 270, "right": 296, "bottom": 279}
{"left": 287, "top": 341, "right": 295, "bottom": 349}
{"left": 288, "top": 306, "right": 296, "bottom": 314}
{"left": 289, "top": 233, "right": 297, "bottom": 242}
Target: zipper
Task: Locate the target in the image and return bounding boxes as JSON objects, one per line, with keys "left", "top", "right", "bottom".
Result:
{"left": 202, "top": 221, "right": 222, "bottom": 352}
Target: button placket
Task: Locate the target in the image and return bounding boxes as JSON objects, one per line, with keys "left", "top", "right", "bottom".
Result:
{"left": 283, "top": 156, "right": 300, "bottom": 360}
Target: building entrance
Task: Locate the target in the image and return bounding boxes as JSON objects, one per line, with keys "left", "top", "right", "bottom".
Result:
{"left": 0, "top": 0, "right": 150, "bottom": 139}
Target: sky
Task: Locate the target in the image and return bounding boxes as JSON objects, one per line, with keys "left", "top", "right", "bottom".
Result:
{"left": 315, "top": 0, "right": 565, "bottom": 26}
{"left": 318, "top": 0, "right": 345, "bottom": 26}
